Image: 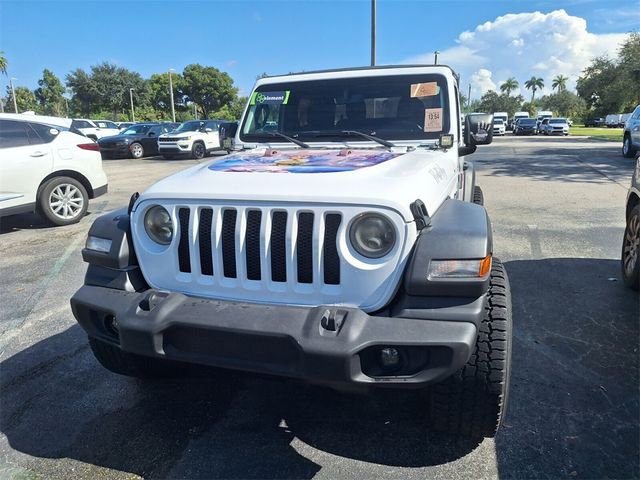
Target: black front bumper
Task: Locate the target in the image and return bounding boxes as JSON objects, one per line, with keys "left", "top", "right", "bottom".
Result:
{"left": 100, "top": 145, "right": 130, "bottom": 158}
{"left": 71, "top": 286, "right": 481, "bottom": 388}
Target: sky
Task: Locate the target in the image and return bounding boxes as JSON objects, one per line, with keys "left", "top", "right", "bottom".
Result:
{"left": 0, "top": 0, "right": 638, "bottom": 103}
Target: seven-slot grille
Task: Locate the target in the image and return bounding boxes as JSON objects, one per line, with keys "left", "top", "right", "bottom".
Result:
{"left": 175, "top": 206, "right": 342, "bottom": 286}
{"left": 159, "top": 137, "right": 182, "bottom": 142}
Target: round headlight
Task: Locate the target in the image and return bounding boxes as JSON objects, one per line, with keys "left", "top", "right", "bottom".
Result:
{"left": 144, "top": 205, "right": 173, "bottom": 245}
{"left": 349, "top": 213, "right": 396, "bottom": 259}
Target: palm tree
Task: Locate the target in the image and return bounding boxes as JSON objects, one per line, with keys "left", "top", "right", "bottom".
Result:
{"left": 500, "top": 77, "right": 519, "bottom": 96}
{"left": 0, "top": 51, "right": 7, "bottom": 76}
{"left": 552, "top": 75, "right": 568, "bottom": 92}
{"left": 524, "top": 76, "right": 544, "bottom": 104}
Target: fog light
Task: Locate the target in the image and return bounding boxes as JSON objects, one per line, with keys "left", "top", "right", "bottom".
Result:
{"left": 104, "top": 314, "right": 119, "bottom": 337}
{"left": 379, "top": 347, "right": 401, "bottom": 369}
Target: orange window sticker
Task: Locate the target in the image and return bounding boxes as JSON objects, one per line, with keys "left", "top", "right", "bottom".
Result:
{"left": 410, "top": 82, "right": 438, "bottom": 97}
{"left": 424, "top": 108, "right": 443, "bottom": 132}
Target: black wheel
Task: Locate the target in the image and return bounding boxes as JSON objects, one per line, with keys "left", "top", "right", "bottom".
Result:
{"left": 88, "top": 337, "right": 185, "bottom": 378}
{"left": 622, "top": 205, "right": 640, "bottom": 290}
{"left": 192, "top": 141, "right": 206, "bottom": 159}
{"left": 130, "top": 142, "right": 144, "bottom": 159}
{"left": 38, "top": 176, "right": 88, "bottom": 226}
{"left": 623, "top": 135, "right": 637, "bottom": 158}
{"left": 429, "top": 259, "right": 512, "bottom": 438}
{"left": 473, "top": 186, "right": 484, "bottom": 206}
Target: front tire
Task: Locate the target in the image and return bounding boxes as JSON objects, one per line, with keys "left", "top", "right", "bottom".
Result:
{"left": 622, "top": 205, "right": 640, "bottom": 290}
{"left": 192, "top": 141, "right": 206, "bottom": 159}
{"left": 89, "top": 337, "right": 185, "bottom": 378}
{"left": 130, "top": 142, "right": 144, "bottom": 159}
{"left": 623, "top": 135, "right": 637, "bottom": 158}
{"left": 38, "top": 176, "right": 88, "bottom": 226}
{"left": 429, "top": 259, "right": 512, "bottom": 437}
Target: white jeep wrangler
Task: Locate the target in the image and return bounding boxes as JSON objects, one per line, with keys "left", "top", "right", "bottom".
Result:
{"left": 71, "top": 65, "right": 511, "bottom": 438}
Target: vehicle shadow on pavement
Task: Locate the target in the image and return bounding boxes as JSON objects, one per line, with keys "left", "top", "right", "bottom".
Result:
{"left": 0, "top": 213, "right": 51, "bottom": 234}
{"left": 475, "top": 146, "right": 635, "bottom": 185}
{"left": 496, "top": 258, "right": 639, "bottom": 479}
{"left": 1, "top": 258, "right": 637, "bottom": 479}
{"left": 0, "top": 325, "right": 479, "bottom": 479}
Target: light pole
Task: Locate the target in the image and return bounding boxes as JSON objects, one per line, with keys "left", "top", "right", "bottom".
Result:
{"left": 371, "top": 0, "right": 376, "bottom": 66}
{"left": 10, "top": 77, "right": 18, "bottom": 113}
{"left": 434, "top": 50, "right": 440, "bottom": 65}
{"left": 168, "top": 68, "right": 176, "bottom": 123}
{"left": 129, "top": 88, "right": 135, "bottom": 122}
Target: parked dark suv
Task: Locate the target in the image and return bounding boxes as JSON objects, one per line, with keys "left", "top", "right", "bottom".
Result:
{"left": 514, "top": 118, "right": 538, "bottom": 135}
{"left": 98, "top": 122, "right": 178, "bottom": 159}
{"left": 584, "top": 117, "right": 605, "bottom": 127}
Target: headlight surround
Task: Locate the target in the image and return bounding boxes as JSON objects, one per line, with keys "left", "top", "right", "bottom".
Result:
{"left": 349, "top": 213, "right": 396, "bottom": 259}
{"left": 144, "top": 205, "right": 173, "bottom": 245}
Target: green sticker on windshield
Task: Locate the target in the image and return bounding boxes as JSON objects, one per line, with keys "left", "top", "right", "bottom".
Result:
{"left": 250, "top": 91, "right": 290, "bottom": 105}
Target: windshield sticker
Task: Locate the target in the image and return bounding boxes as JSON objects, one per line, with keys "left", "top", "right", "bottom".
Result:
{"left": 250, "top": 91, "right": 290, "bottom": 105}
{"left": 410, "top": 82, "right": 438, "bottom": 97}
{"left": 208, "top": 149, "right": 401, "bottom": 174}
{"left": 424, "top": 108, "right": 443, "bottom": 132}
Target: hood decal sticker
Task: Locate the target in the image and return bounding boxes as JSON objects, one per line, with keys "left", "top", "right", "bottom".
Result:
{"left": 208, "top": 149, "right": 401, "bottom": 173}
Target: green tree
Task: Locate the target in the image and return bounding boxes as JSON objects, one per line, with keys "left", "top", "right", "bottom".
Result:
{"left": 35, "top": 69, "right": 65, "bottom": 116}
{"left": 539, "top": 90, "right": 586, "bottom": 119}
{"left": 181, "top": 64, "right": 238, "bottom": 118}
{"left": 477, "top": 90, "right": 525, "bottom": 117}
{"left": 551, "top": 75, "right": 569, "bottom": 92}
{"left": 0, "top": 51, "right": 7, "bottom": 76}
{"left": 577, "top": 33, "right": 640, "bottom": 115}
{"left": 148, "top": 72, "right": 186, "bottom": 118}
{"left": 66, "top": 62, "right": 149, "bottom": 119}
{"left": 524, "top": 76, "right": 544, "bottom": 104}
{"left": 6, "top": 85, "right": 39, "bottom": 113}
{"left": 499, "top": 77, "right": 519, "bottom": 96}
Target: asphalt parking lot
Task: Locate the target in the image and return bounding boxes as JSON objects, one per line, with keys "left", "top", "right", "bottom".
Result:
{"left": 1, "top": 136, "right": 638, "bottom": 480}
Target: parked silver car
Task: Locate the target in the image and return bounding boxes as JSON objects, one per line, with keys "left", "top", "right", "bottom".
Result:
{"left": 540, "top": 118, "right": 570, "bottom": 136}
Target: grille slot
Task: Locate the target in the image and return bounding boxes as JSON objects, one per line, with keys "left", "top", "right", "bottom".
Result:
{"left": 199, "top": 209, "right": 214, "bottom": 276}
{"left": 296, "top": 212, "right": 314, "bottom": 284}
{"left": 323, "top": 214, "right": 342, "bottom": 285}
{"left": 245, "top": 210, "right": 262, "bottom": 281}
{"left": 178, "top": 208, "right": 191, "bottom": 273}
{"left": 221, "top": 209, "right": 237, "bottom": 278}
{"left": 270, "top": 211, "right": 288, "bottom": 282}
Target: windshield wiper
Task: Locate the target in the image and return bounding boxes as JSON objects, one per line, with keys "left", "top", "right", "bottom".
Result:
{"left": 314, "top": 130, "right": 395, "bottom": 148}
{"left": 265, "top": 131, "right": 309, "bottom": 148}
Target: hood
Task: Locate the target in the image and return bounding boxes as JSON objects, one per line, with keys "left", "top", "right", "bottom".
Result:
{"left": 137, "top": 146, "right": 459, "bottom": 221}
{"left": 98, "top": 134, "right": 133, "bottom": 143}
{"left": 160, "top": 131, "right": 194, "bottom": 138}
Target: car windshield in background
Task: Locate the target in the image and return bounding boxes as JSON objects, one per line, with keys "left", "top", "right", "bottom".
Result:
{"left": 122, "top": 125, "right": 151, "bottom": 135}
{"left": 240, "top": 74, "right": 450, "bottom": 143}
{"left": 520, "top": 119, "right": 537, "bottom": 125}
{"left": 494, "top": 119, "right": 504, "bottom": 124}
{"left": 550, "top": 119, "right": 567, "bottom": 124}
{"left": 95, "top": 121, "right": 117, "bottom": 129}
{"left": 175, "top": 121, "right": 204, "bottom": 132}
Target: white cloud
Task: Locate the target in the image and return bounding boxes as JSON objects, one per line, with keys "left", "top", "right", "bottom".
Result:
{"left": 403, "top": 9, "right": 627, "bottom": 100}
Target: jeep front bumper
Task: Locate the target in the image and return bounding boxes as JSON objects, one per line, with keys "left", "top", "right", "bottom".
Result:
{"left": 71, "top": 286, "right": 481, "bottom": 388}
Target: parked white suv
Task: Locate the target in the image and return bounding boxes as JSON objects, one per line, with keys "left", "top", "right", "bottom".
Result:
{"left": 157, "top": 120, "right": 224, "bottom": 159}
{"left": 0, "top": 113, "right": 108, "bottom": 225}
{"left": 71, "top": 119, "right": 120, "bottom": 141}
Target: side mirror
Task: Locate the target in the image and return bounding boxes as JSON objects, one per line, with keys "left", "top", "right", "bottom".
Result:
{"left": 464, "top": 113, "right": 494, "bottom": 146}
{"left": 148, "top": 131, "right": 156, "bottom": 136}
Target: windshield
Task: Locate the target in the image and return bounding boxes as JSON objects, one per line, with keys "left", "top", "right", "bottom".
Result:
{"left": 520, "top": 119, "right": 536, "bottom": 125}
{"left": 494, "top": 119, "right": 504, "bottom": 125}
{"left": 122, "top": 124, "right": 151, "bottom": 135}
{"left": 175, "top": 120, "right": 205, "bottom": 133}
{"left": 240, "top": 73, "right": 450, "bottom": 143}
{"left": 549, "top": 119, "right": 566, "bottom": 124}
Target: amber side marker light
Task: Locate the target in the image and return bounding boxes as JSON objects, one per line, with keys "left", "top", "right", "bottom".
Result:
{"left": 427, "top": 255, "right": 493, "bottom": 280}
